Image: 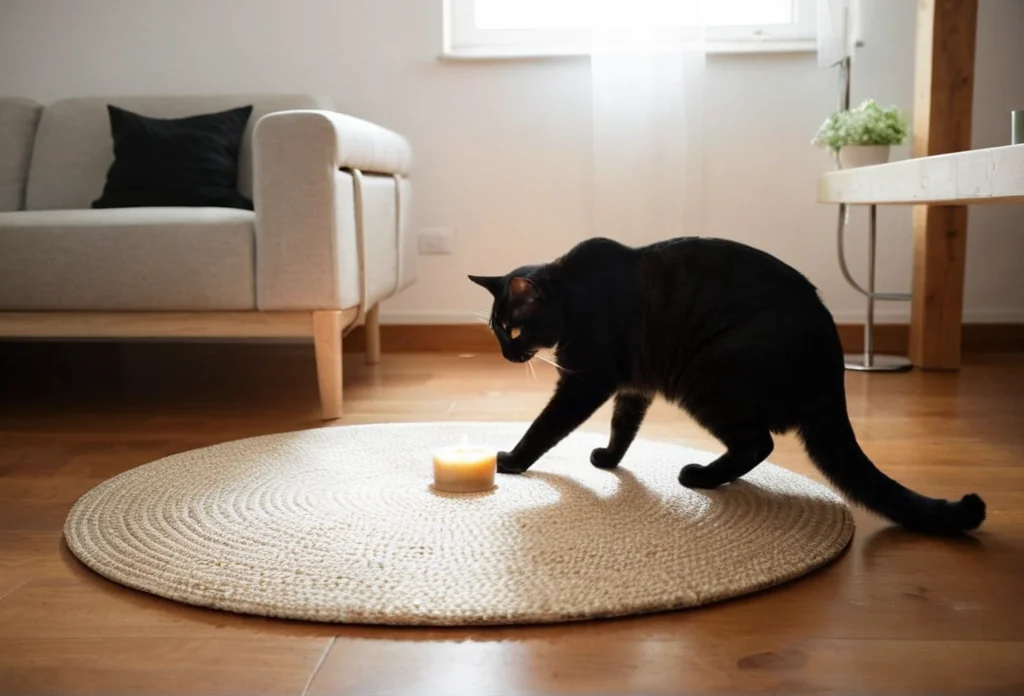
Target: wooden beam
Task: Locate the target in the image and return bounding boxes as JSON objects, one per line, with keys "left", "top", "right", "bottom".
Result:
{"left": 909, "top": 0, "right": 978, "bottom": 370}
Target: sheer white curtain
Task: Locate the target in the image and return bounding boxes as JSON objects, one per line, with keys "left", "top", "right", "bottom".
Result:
{"left": 586, "top": 0, "right": 856, "bottom": 244}
{"left": 815, "top": 0, "right": 856, "bottom": 69}
{"left": 588, "top": 1, "right": 707, "bottom": 245}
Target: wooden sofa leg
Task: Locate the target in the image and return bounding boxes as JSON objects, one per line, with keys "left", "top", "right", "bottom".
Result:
{"left": 312, "top": 310, "right": 343, "bottom": 420}
{"left": 365, "top": 303, "right": 381, "bottom": 365}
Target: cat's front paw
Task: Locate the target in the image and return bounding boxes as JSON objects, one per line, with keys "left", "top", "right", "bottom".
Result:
{"left": 496, "top": 451, "right": 530, "bottom": 474}
{"left": 678, "top": 463, "right": 720, "bottom": 489}
{"left": 590, "top": 447, "right": 621, "bottom": 470}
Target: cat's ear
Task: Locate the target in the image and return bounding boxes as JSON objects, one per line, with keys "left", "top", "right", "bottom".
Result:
{"left": 468, "top": 275, "right": 504, "bottom": 297}
{"left": 508, "top": 276, "right": 541, "bottom": 302}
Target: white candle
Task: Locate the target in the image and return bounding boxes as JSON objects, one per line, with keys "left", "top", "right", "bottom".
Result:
{"left": 432, "top": 443, "right": 497, "bottom": 493}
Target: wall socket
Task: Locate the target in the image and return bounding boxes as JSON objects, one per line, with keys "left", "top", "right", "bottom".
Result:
{"left": 418, "top": 227, "right": 455, "bottom": 255}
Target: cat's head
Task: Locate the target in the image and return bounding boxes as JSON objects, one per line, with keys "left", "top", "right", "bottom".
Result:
{"left": 468, "top": 265, "right": 562, "bottom": 363}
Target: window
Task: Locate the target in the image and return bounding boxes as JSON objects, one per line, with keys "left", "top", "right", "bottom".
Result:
{"left": 443, "top": 0, "right": 820, "bottom": 58}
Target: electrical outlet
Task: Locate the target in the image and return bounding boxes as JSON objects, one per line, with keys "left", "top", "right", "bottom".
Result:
{"left": 418, "top": 228, "right": 455, "bottom": 255}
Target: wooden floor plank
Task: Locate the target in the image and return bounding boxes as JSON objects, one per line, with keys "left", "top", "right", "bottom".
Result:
{"left": 0, "top": 637, "right": 332, "bottom": 696}
{"left": 307, "top": 637, "right": 1024, "bottom": 696}
{"left": 0, "top": 343, "right": 1022, "bottom": 695}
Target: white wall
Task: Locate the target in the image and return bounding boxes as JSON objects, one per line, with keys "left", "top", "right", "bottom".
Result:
{"left": 1, "top": 0, "right": 1021, "bottom": 324}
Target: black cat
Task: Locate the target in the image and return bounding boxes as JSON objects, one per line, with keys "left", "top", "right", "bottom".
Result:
{"left": 469, "top": 236, "right": 986, "bottom": 536}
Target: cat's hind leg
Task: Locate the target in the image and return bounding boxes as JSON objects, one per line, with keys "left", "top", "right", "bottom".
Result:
{"left": 669, "top": 331, "right": 785, "bottom": 489}
{"left": 678, "top": 429, "right": 774, "bottom": 489}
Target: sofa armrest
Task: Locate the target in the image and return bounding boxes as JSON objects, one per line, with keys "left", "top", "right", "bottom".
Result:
{"left": 252, "top": 110, "right": 412, "bottom": 311}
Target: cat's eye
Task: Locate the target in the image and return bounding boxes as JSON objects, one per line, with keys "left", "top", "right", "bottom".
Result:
{"left": 509, "top": 327, "right": 522, "bottom": 339}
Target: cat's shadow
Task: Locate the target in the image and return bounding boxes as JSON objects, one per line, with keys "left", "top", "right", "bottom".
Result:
{"left": 512, "top": 463, "right": 810, "bottom": 526}
{"left": 507, "top": 464, "right": 750, "bottom": 544}
{"left": 504, "top": 462, "right": 850, "bottom": 612}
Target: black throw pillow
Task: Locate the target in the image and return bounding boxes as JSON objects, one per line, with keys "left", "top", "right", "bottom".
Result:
{"left": 92, "top": 104, "right": 254, "bottom": 210}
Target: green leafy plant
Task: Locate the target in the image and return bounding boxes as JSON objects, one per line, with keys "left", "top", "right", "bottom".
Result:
{"left": 811, "top": 99, "right": 908, "bottom": 153}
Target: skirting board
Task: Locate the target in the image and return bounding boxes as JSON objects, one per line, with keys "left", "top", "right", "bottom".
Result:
{"left": 2, "top": 314, "right": 1019, "bottom": 356}
{"left": 342, "top": 323, "right": 1024, "bottom": 356}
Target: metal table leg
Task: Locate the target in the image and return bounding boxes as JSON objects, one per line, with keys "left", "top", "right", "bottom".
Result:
{"left": 828, "top": 58, "right": 912, "bottom": 372}
{"left": 838, "top": 203, "right": 913, "bottom": 372}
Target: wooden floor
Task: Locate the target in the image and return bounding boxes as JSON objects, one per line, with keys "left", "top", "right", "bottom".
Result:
{"left": 1, "top": 341, "right": 1022, "bottom": 695}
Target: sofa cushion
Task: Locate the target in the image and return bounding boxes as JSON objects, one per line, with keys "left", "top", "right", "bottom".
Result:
{"left": 24, "top": 94, "right": 332, "bottom": 211}
{"left": 0, "top": 98, "right": 43, "bottom": 212}
{"left": 93, "top": 104, "right": 255, "bottom": 211}
{"left": 0, "top": 207, "right": 256, "bottom": 311}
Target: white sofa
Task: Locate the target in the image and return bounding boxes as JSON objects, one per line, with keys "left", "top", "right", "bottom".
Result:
{"left": 0, "top": 94, "right": 416, "bottom": 418}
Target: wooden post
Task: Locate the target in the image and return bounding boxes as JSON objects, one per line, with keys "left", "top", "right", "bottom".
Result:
{"left": 908, "top": 0, "right": 978, "bottom": 370}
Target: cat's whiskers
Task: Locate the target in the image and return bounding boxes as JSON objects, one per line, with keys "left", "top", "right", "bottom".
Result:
{"left": 533, "top": 353, "right": 563, "bottom": 370}
{"left": 527, "top": 359, "right": 537, "bottom": 380}
{"left": 532, "top": 346, "right": 571, "bottom": 373}
{"left": 471, "top": 310, "right": 493, "bottom": 331}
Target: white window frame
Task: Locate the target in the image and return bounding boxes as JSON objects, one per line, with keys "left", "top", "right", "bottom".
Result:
{"left": 442, "top": 0, "right": 820, "bottom": 59}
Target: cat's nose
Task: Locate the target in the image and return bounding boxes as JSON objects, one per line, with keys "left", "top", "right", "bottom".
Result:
{"left": 505, "top": 350, "right": 530, "bottom": 363}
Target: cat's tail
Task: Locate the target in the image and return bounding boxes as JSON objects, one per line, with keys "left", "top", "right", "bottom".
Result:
{"left": 797, "top": 409, "right": 986, "bottom": 535}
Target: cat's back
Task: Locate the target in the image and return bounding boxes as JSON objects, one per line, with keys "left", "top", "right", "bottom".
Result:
{"left": 556, "top": 235, "right": 819, "bottom": 304}
{"left": 640, "top": 236, "right": 817, "bottom": 295}
{"left": 558, "top": 236, "right": 639, "bottom": 272}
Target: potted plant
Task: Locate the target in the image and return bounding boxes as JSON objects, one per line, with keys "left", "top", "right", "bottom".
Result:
{"left": 812, "top": 99, "right": 909, "bottom": 168}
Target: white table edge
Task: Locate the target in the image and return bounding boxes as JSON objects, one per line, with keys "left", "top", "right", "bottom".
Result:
{"left": 817, "top": 143, "right": 1024, "bottom": 206}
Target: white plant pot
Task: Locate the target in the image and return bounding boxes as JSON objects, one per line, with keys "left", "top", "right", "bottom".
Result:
{"left": 838, "top": 145, "right": 891, "bottom": 169}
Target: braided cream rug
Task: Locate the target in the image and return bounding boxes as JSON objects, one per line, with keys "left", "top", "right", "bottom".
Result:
{"left": 64, "top": 422, "right": 853, "bottom": 626}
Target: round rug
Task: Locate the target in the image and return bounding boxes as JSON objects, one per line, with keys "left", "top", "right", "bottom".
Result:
{"left": 64, "top": 422, "right": 854, "bottom": 626}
